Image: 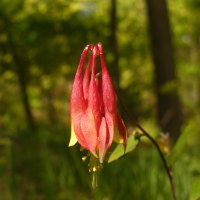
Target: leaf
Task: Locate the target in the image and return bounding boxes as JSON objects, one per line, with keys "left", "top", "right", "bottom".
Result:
{"left": 190, "top": 178, "right": 200, "bottom": 200}
{"left": 167, "top": 124, "right": 190, "bottom": 165}
{"left": 108, "top": 135, "right": 139, "bottom": 163}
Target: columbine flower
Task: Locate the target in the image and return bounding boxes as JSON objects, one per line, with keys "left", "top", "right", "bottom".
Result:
{"left": 69, "top": 43, "right": 127, "bottom": 163}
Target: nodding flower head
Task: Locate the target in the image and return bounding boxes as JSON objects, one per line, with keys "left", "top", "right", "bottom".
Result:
{"left": 69, "top": 43, "right": 127, "bottom": 163}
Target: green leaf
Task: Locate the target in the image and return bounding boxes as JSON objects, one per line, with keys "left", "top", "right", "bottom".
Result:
{"left": 190, "top": 178, "right": 200, "bottom": 200}
{"left": 167, "top": 124, "right": 190, "bottom": 165}
{"left": 108, "top": 135, "right": 139, "bottom": 163}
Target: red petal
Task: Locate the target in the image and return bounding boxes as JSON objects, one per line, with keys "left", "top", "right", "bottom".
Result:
{"left": 83, "top": 53, "right": 92, "bottom": 101}
{"left": 116, "top": 113, "right": 128, "bottom": 146}
{"left": 73, "top": 113, "right": 88, "bottom": 149}
{"left": 88, "top": 46, "right": 101, "bottom": 130}
{"left": 70, "top": 45, "right": 93, "bottom": 116}
{"left": 80, "top": 109, "right": 97, "bottom": 155}
{"left": 98, "top": 117, "right": 109, "bottom": 163}
{"left": 70, "top": 45, "right": 93, "bottom": 150}
{"left": 104, "top": 112, "right": 114, "bottom": 148}
{"left": 97, "top": 43, "right": 116, "bottom": 115}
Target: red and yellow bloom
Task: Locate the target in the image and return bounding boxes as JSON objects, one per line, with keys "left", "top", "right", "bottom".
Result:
{"left": 69, "top": 43, "right": 127, "bottom": 163}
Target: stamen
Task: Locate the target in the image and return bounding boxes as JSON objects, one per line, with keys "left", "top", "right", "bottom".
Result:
{"left": 82, "top": 156, "right": 87, "bottom": 162}
{"left": 95, "top": 72, "right": 101, "bottom": 78}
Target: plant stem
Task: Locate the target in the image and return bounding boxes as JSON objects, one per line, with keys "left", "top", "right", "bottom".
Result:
{"left": 116, "top": 91, "right": 177, "bottom": 200}
{"left": 135, "top": 123, "right": 176, "bottom": 200}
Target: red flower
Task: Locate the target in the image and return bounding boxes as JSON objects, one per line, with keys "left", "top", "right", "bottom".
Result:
{"left": 69, "top": 43, "right": 127, "bottom": 163}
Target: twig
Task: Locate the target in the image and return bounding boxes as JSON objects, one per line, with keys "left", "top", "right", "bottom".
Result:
{"left": 115, "top": 90, "right": 177, "bottom": 200}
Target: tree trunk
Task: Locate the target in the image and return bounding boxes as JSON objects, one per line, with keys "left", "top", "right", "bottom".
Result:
{"left": 110, "top": 0, "right": 120, "bottom": 88}
{"left": 16, "top": 64, "right": 35, "bottom": 129}
{"left": 145, "top": 0, "right": 183, "bottom": 142}
{"left": 3, "top": 17, "right": 35, "bottom": 129}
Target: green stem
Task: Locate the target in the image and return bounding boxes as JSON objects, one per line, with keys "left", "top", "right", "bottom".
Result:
{"left": 115, "top": 90, "right": 177, "bottom": 200}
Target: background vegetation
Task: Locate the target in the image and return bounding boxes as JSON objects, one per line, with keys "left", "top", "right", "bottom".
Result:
{"left": 0, "top": 0, "right": 199, "bottom": 199}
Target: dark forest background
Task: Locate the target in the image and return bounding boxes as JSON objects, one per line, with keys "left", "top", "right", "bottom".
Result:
{"left": 0, "top": 0, "right": 200, "bottom": 199}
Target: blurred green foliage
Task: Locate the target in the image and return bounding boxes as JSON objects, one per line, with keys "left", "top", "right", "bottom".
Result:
{"left": 0, "top": 0, "right": 200, "bottom": 199}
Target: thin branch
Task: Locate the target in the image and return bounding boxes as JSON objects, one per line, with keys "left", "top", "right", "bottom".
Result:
{"left": 115, "top": 89, "right": 177, "bottom": 200}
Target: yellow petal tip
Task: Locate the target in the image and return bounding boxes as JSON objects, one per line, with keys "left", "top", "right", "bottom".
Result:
{"left": 68, "top": 124, "right": 78, "bottom": 147}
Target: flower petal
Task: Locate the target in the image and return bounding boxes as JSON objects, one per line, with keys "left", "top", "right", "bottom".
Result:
{"left": 83, "top": 53, "right": 92, "bottom": 101}
{"left": 73, "top": 113, "right": 88, "bottom": 150}
{"left": 98, "top": 43, "right": 116, "bottom": 114}
{"left": 88, "top": 46, "right": 101, "bottom": 130}
{"left": 98, "top": 117, "right": 109, "bottom": 163}
{"left": 69, "top": 122, "right": 78, "bottom": 147}
{"left": 70, "top": 45, "right": 92, "bottom": 116}
{"left": 80, "top": 109, "right": 97, "bottom": 156}
{"left": 70, "top": 45, "right": 93, "bottom": 147}
{"left": 104, "top": 112, "right": 114, "bottom": 148}
{"left": 114, "top": 114, "right": 127, "bottom": 145}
